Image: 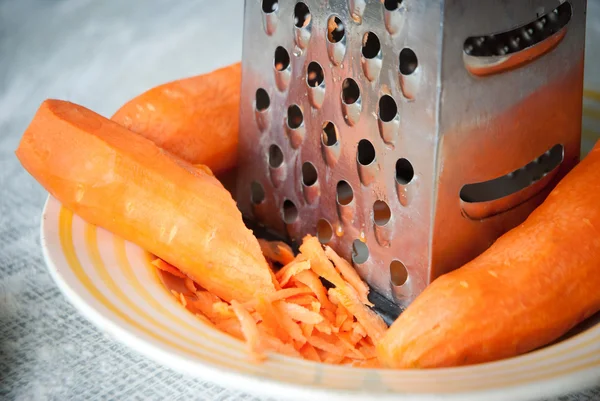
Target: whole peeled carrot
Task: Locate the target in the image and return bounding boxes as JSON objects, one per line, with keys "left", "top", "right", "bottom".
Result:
{"left": 16, "top": 99, "right": 274, "bottom": 303}
{"left": 111, "top": 63, "right": 241, "bottom": 175}
{"left": 378, "top": 141, "right": 600, "bottom": 368}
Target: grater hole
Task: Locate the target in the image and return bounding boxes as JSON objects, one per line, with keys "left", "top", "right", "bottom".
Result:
{"left": 373, "top": 200, "right": 391, "bottom": 226}
{"left": 384, "top": 0, "right": 403, "bottom": 11}
{"left": 255, "top": 88, "right": 270, "bottom": 112}
{"left": 287, "top": 105, "right": 304, "bottom": 129}
{"left": 336, "top": 180, "right": 354, "bottom": 206}
{"left": 262, "top": 0, "right": 279, "bottom": 13}
{"left": 357, "top": 139, "right": 376, "bottom": 166}
{"left": 322, "top": 121, "right": 339, "bottom": 146}
{"left": 268, "top": 144, "right": 284, "bottom": 168}
{"left": 282, "top": 200, "right": 299, "bottom": 224}
{"left": 250, "top": 181, "right": 266, "bottom": 205}
{"left": 294, "top": 2, "right": 311, "bottom": 28}
{"left": 274, "top": 46, "right": 290, "bottom": 71}
{"left": 342, "top": 78, "right": 360, "bottom": 105}
{"left": 302, "top": 162, "right": 318, "bottom": 186}
{"left": 390, "top": 260, "right": 408, "bottom": 286}
{"left": 379, "top": 95, "right": 397, "bottom": 122}
{"left": 395, "top": 158, "right": 414, "bottom": 185}
{"left": 307, "top": 62, "right": 324, "bottom": 87}
{"left": 316, "top": 219, "right": 333, "bottom": 244}
{"left": 399, "top": 48, "right": 418, "bottom": 75}
{"left": 327, "top": 16, "right": 345, "bottom": 43}
{"left": 351, "top": 240, "right": 369, "bottom": 264}
{"left": 362, "top": 32, "right": 381, "bottom": 59}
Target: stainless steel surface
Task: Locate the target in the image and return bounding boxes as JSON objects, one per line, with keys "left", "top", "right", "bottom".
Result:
{"left": 236, "top": 0, "right": 586, "bottom": 308}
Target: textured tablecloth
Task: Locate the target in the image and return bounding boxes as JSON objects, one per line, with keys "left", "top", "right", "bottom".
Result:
{"left": 0, "top": 0, "right": 599, "bottom": 400}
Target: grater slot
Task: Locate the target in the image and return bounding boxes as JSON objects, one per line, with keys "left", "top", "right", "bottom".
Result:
{"left": 463, "top": 1, "right": 572, "bottom": 76}
{"left": 460, "top": 144, "right": 564, "bottom": 220}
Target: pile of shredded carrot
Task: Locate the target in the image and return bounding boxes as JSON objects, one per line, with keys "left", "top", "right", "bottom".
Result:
{"left": 153, "top": 235, "right": 387, "bottom": 366}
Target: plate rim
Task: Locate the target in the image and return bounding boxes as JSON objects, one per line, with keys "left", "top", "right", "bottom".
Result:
{"left": 40, "top": 195, "right": 600, "bottom": 401}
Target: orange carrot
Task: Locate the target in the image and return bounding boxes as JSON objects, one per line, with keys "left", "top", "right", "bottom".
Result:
{"left": 255, "top": 297, "right": 289, "bottom": 341}
{"left": 294, "top": 270, "right": 336, "bottom": 312}
{"left": 184, "top": 277, "right": 198, "bottom": 293}
{"left": 378, "top": 141, "right": 600, "bottom": 369}
{"left": 231, "top": 300, "right": 264, "bottom": 360}
{"left": 111, "top": 63, "right": 241, "bottom": 175}
{"left": 215, "top": 318, "right": 244, "bottom": 340}
{"left": 281, "top": 302, "right": 323, "bottom": 325}
{"left": 277, "top": 260, "right": 311, "bottom": 287}
{"left": 299, "top": 236, "right": 346, "bottom": 289}
{"left": 152, "top": 258, "right": 186, "bottom": 278}
{"left": 299, "top": 343, "right": 321, "bottom": 362}
{"left": 16, "top": 99, "right": 274, "bottom": 303}
{"left": 324, "top": 245, "right": 371, "bottom": 306}
{"left": 274, "top": 301, "right": 307, "bottom": 344}
{"left": 243, "top": 287, "right": 314, "bottom": 309}
{"left": 329, "top": 288, "right": 387, "bottom": 342}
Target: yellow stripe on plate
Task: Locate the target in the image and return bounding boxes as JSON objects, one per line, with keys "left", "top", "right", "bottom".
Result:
{"left": 584, "top": 89, "right": 600, "bottom": 103}
{"left": 583, "top": 107, "right": 600, "bottom": 121}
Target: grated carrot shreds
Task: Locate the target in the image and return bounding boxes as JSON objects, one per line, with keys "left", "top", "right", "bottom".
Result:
{"left": 190, "top": 291, "right": 221, "bottom": 319}
{"left": 287, "top": 294, "right": 320, "bottom": 306}
{"left": 341, "top": 318, "right": 354, "bottom": 332}
{"left": 257, "top": 325, "right": 302, "bottom": 358}
{"left": 244, "top": 287, "right": 314, "bottom": 309}
{"left": 277, "top": 260, "right": 311, "bottom": 287}
{"left": 153, "top": 234, "right": 389, "bottom": 366}
{"left": 215, "top": 318, "right": 244, "bottom": 340}
{"left": 307, "top": 334, "right": 346, "bottom": 356}
{"left": 179, "top": 292, "right": 187, "bottom": 307}
{"left": 184, "top": 277, "right": 198, "bottom": 294}
{"left": 153, "top": 258, "right": 186, "bottom": 278}
{"left": 301, "top": 322, "right": 314, "bottom": 338}
{"left": 274, "top": 301, "right": 307, "bottom": 343}
{"left": 358, "top": 343, "right": 377, "bottom": 359}
{"left": 315, "top": 320, "right": 333, "bottom": 335}
{"left": 299, "top": 343, "right": 321, "bottom": 362}
{"left": 328, "top": 287, "right": 387, "bottom": 342}
{"left": 255, "top": 297, "right": 289, "bottom": 341}
{"left": 294, "top": 270, "right": 336, "bottom": 312}
{"left": 195, "top": 313, "right": 216, "bottom": 328}
{"left": 324, "top": 246, "right": 372, "bottom": 306}
{"left": 324, "top": 353, "right": 346, "bottom": 364}
{"left": 321, "top": 308, "right": 337, "bottom": 325}
{"left": 352, "top": 322, "right": 367, "bottom": 339}
{"left": 213, "top": 301, "right": 236, "bottom": 320}
{"left": 258, "top": 239, "right": 296, "bottom": 266}
{"left": 268, "top": 264, "right": 282, "bottom": 290}
{"left": 335, "top": 305, "right": 349, "bottom": 328}
{"left": 337, "top": 332, "right": 366, "bottom": 359}
{"left": 281, "top": 302, "right": 324, "bottom": 324}
{"left": 231, "top": 300, "right": 265, "bottom": 361}
{"left": 299, "top": 236, "right": 346, "bottom": 289}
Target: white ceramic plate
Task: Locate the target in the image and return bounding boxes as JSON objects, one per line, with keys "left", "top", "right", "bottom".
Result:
{"left": 41, "top": 192, "right": 600, "bottom": 401}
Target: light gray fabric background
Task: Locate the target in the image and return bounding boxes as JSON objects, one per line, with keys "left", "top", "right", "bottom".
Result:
{"left": 0, "top": 0, "right": 598, "bottom": 400}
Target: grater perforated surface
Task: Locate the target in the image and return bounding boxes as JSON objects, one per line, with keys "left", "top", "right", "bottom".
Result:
{"left": 236, "top": 0, "right": 587, "bottom": 308}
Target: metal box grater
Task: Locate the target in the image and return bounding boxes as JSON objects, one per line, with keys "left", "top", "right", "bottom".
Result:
{"left": 236, "top": 0, "right": 587, "bottom": 309}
